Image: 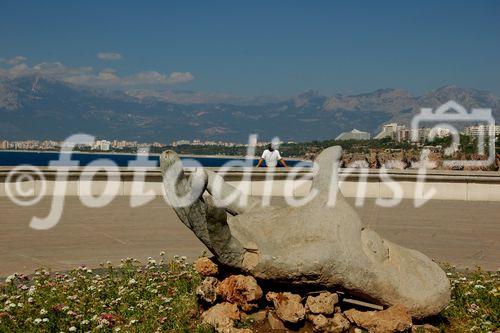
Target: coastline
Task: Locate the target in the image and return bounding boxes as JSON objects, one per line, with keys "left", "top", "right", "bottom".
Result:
{"left": 0, "top": 149, "right": 306, "bottom": 161}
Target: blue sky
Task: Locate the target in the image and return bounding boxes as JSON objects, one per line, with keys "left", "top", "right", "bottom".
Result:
{"left": 0, "top": 0, "right": 499, "bottom": 96}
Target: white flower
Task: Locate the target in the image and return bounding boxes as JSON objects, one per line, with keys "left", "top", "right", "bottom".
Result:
{"left": 474, "top": 284, "right": 486, "bottom": 289}
{"left": 128, "top": 279, "right": 136, "bottom": 285}
{"left": 28, "top": 297, "right": 34, "bottom": 303}
{"left": 27, "top": 286, "right": 36, "bottom": 295}
{"left": 34, "top": 318, "right": 42, "bottom": 324}
{"left": 40, "top": 309, "right": 48, "bottom": 315}
{"left": 81, "top": 319, "right": 89, "bottom": 325}
{"left": 42, "top": 318, "right": 49, "bottom": 322}
{"left": 69, "top": 326, "right": 77, "bottom": 332}
{"left": 130, "top": 319, "right": 138, "bottom": 324}
{"left": 5, "top": 275, "right": 15, "bottom": 283}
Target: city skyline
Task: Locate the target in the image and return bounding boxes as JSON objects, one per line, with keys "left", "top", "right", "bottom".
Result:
{"left": 2, "top": 122, "right": 498, "bottom": 152}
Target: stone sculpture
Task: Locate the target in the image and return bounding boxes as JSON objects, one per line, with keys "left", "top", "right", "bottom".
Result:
{"left": 160, "top": 146, "right": 450, "bottom": 318}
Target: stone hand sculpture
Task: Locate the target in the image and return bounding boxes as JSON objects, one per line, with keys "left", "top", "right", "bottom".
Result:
{"left": 160, "top": 146, "right": 450, "bottom": 318}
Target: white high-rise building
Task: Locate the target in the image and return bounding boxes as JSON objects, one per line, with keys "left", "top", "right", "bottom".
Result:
{"left": 375, "top": 123, "right": 401, "bottom": 140}
{"left": 94, "top": 140, "right": 111, "bottom": 151}
{"left": 464, "top": 124, "right": 500, "bottom": 137}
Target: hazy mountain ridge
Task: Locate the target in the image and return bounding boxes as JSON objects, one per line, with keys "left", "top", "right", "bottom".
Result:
{"left": 0, "top": 75, "right": 498, "bottom": 142}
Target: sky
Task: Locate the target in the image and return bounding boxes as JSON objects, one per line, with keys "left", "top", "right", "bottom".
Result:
{"left": 0, "top": 0, "right": 499, "bottom": 96}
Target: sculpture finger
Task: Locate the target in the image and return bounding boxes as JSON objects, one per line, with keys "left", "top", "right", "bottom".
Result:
{"left": 206, "top": 170, "right": 259, "bottom": 215}
{"left": 311, "top": 146, "right": 343, "bottom": 193}
{"left": 160, "top": 151, "right": 211, "bottom": 245}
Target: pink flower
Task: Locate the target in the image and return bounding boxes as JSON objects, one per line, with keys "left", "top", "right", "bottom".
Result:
{"left": 100, "top": 313, "right": 116, "bottom": 327}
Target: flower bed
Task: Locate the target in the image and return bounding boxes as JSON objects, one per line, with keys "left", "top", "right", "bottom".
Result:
{"left": 0, "top": 255, "right": 211, "bottom": 332}
{"left": 0, "top": 256, "right": 498, "bottom": 333}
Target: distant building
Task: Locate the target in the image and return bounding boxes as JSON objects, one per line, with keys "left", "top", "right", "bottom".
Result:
{"left": 94, "top": 140, "right": 111, "bottom": 151}
{"left": 374, "top": 123, "right": 441, "bottom": 143}
{"left": 413, "top": 128, "right": 431, "bottom": 142}
{"left": 374, "top": 123, "right": 400, "bottom": 140}
{"left": 335, "top": 129, "right": 370, "bottom": 141}
{"left": 429, "top": 127, "right": 452, "bottom": 139}
{"left": 397, "top": 128, "right": 412, "bottom": 142}
{"left": 464, "top": 124, "right": 500, "bottom": 137}
{"left": 172, "top": 140, "right": 191, "bottom": 147}
{"left": 0, "top": 140, "right": 8, "bottom": 149}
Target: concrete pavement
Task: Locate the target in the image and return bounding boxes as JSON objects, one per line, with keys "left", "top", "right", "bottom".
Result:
{"left": 0, "top": 197, "right": 498, "bottom": 276}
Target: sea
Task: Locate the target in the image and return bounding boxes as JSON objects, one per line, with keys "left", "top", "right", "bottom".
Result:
{"left": 0, "top": 151, "right": 311, "bottom": 168}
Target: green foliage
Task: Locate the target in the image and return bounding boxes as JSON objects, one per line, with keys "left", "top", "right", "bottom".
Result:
{"left": 0, "top": 256, "right": 213, "bottom": 333}
{"left": 1, "top": 257, "right": 498, "bottom": 333}
{"left": 439, "top": 265, "right": 499, "bottom": 332}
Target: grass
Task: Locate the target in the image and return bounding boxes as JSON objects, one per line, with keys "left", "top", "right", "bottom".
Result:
{"left": 0, "top": 255, "right": 212, "bottom": 332}
{"left": 0, "top": 258, "right": 498, "bottom": 332}
{"left": 438, "top": 265, "right": 499, "bottom": 332}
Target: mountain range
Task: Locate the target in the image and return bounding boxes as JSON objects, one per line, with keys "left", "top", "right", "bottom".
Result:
{"left": 0, "top": 75, "right": 498, "bottom": 143}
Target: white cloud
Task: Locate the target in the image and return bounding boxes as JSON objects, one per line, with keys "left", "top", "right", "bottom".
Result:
{"left": 3, "top": 56, "right": 28, "bottom": 65}
{"left": 97, "top": 52, "right": 123, "bottom": 61}
{"left": 0, "top": 58, "right": 193, "bottom": 88}
{"left": 167, "top": 72, "right": 195, "bottom": 84}
{"left": 120, "top": 71, "right": 194, "bottom": 85}
{"left": 66, "top": 70, "right": 194, "bottom": 87}
{"left": 1, "top": 61, "right": 93, "bottom": 79}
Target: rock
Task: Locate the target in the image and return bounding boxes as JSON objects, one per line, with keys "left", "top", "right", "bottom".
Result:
{"left": 267, "top": 311, "right": 287, "bottom": 330}
{"left": 411, "top": 324, "right": 440, "bottom": 333}
{"left": 344, "top": 304, "right": 412, "bottom": 333}
{"left": 161, "top": 146, "right": 451, "bottom": 319}
{"left": 306, "top": 292, "right": 339, "bottom": 315}
{"left": 220, "top": 327, "right": 253, "bottom": 333}
{"left": 217, "top": 275, "right": 263, "bottom": 308}
{"left": 196, "top": 277, "right": 219, "bottom": 304}
{"left": 247, "top": 310, "right": 267, "bottom": 322}
{"left": 240, "top": 302, "right": 260, "bottom": 312}
{"left": 194, "top": 257, "right": 218, "bottom": 276}
{"left": 331, "top": 313, "right": 351, "bottom": 332}
{"left": 308, "top": 313, "right": 350, "bottom": 332}
{"left": 201, "top": 302, "right": 241, "bottom": 332}
{"left": 266, "top": 292, "right": 306, "bottom": 323}
{"left": 309, "top": 314, "right": 330, "bottom": 332}
{"left": 351, "top": 328, "right": 364, "bottom": 333}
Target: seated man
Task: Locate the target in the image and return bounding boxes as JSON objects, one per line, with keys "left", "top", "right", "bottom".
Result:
{"left": 256, "top": 143, "right": 288, "bottom": 168}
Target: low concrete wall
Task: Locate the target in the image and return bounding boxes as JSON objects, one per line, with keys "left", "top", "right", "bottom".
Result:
{"left": 1, "top": 167, "right": 500, "bottom": 201}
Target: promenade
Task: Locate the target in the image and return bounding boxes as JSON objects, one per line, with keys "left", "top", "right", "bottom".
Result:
{"left": 0, "top": 197, "right": 498, "bottom": 276}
